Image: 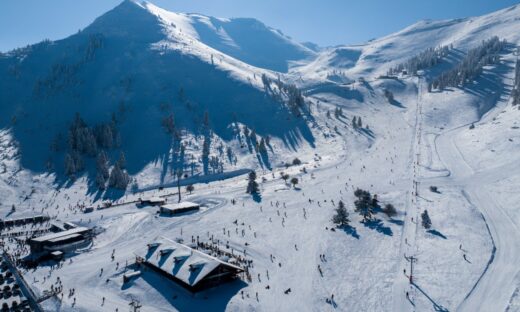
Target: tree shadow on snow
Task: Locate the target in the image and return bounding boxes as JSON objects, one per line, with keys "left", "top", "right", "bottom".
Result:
{"left": 363, "top": 219, "right": 393, "bottom": 236}
{"left": 340, "top": 225, "right": 360, "bottom": 239}
{"left": 427, "top": 229, "right": 447, "bottom": 239}
{"left": 387, "top": 218, "right": 404, "bottom": 226}
{"left": 388, "top": 98, "right": 405, "bottom": 108}
{"left": 252, "top": 193, "right": 262, "bottom": 203}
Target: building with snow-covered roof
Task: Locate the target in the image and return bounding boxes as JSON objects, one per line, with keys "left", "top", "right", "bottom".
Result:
{"left": 159, "top": 201, "right": 200, "bottom": 215}
{"left": 139, "top": 197, "right": 167, "bottom": 206}
{"left": 136, "top": 237, "right": 244, "bottom": 292}
{"left": 0, "top": 215, "right": 49, "bottom": 229}
{"left": 28, "top": 226, "right": 92, "bottom": 255}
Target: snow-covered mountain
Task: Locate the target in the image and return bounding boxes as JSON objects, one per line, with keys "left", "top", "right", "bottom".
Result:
{"left": 292, "top": 4, "right": 520, "bottom": 83}
{"left": 91, "top": 0, "right": 316, "bottom": 73}
{"left": 177, "top": 13, "right": 315, "bottom": 72}
{"left": 0, "top": 0, "right": 315, "bottom": 179}
{"left": 2, "top": 1, "right": 520, "bottom": 312}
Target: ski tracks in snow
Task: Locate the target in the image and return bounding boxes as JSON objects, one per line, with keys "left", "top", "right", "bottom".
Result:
{"left": 430, "top": 98, "right": 520, "bottom": 311}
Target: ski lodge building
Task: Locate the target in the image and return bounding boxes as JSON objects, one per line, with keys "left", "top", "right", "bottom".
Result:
{"left": 139, "top": 197, "right": 166, "bottom": 206}
{"left": 28, "top": 222, "right": 92, "bottom": 257}
{"left": 136, "top": 237, "right": 244, "bottom": 292}
{"left": 0, "top": 214, "right": 49, "bottom": 229}
{"left": 159, "top": 201, "right": 200, "bottom": 215}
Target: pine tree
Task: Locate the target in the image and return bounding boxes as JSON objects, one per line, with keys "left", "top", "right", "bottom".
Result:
{"left": 162, "top": 114, "right": 175, "bottom": 134}
{"left": 290, "top": 177, "right": 299, "bottom": 188}
{"left": 176, "top": 168, "right": 183, "bottom": 203}
{"left": 371, "top": 194, "right": 380, "bottom": 210}
{"left": 357, "top": 117, "right": 363, "bottom": 128}
{"left": 202, "top": 136, "right": 210, "bottom": 173}
{"left": 95, "top": 171, "right": 106, "bottom": 190}
{"left": 332, "top": 200, "right": 350, "bottom": 226}
{"left": 117, "top": 151, "right": 126, "bottom": 169}
{"left": 421, "top": 210, "right": 432, "bottom": 229}
{"left": 258, "top": 138, "right": 267, "bottom": 154}
{"left": 246, "top": 170, "right": 259, "bottom": 194}
{"left": 75, "top": 151, "right": 85, "bottom": 171}
{"left": 352, "top": 116, "right": 357, "bottom": 128}
{"left": 96, "top": 151, "right": 109, "bottom": 185}
{"left": 354, "top": 188, "right": 373, "bottom": 222}
{"left": 64, "top": 153, "right": 76, "bottom": 176}
{"left": 203, "top": 111, "right": 210, "bottom": 129}
{"left": 109, "top": 163, "right": 129, "bottom": 190}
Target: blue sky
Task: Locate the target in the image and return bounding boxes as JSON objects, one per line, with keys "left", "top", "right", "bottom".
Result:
{"left": 1, "top": 0, "right": 519, "bottom": 52}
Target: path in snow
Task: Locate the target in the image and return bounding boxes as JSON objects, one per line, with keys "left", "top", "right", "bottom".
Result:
{"left": 392, "top": 76, "right": 423, "bottom": 311}
{"left": 435, "top": 129, "right": 520, "bottom": 312}
{"left": 426, "top": 91, "right": 520, "bottom": 311}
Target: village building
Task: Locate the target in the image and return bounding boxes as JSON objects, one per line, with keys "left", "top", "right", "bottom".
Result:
{"left": 136, "top": 237, "right": 244, "bottom": 292}
{"left": 27, "top": 222, "right": 92, "bottom": 259}
{"left": 0, "top": 215, "right": 49, "bottom": 229}
{"left": 159, "top": 202, "right": 200, "bottom": 216}
{"left": 139, "top": 197, "right": 167, "bottom": 206}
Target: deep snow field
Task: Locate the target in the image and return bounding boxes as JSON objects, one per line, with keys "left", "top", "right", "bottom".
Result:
{"left": 2, "top": 1, "right": 520, "bottom": 312}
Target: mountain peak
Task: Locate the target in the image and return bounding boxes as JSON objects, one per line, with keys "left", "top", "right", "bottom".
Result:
{"left": 83, "top": 0, "right": 162, "bottom": 41}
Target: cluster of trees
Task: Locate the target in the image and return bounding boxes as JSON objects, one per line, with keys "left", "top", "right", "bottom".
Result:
{"left": 261, "top": 74, "right": 307, "bottom": 116}
{"left": 64, "top": 151, "right": 84, "bottom": 176}
{"left": 285, "top": 84, "right": 306, "bottom": 116}
{"left": 33, "top": 34, "right": 104, "bottom": 97}
{"left": 326, "top": 70, "right": 347, "bottom": 81}
{"left": 33, "top": 63, "right": 81, "bottom": 97}
{"left": 352, "top": 116, "right": 363, "bottom": 129}
{"left": 241, "top": 125, "right": 270, "bottom": 158}
{"left": 333, "top": 107, "right": 344, "bottom": 118}
{"left": 95, "top": 151, "right": 129, "bottom": 190}
{"left": 63, "top": 113, "right": 129, "bottom": 190}
{"left": 107, "top": 154, "right": 129, "bottom": 190}
{"left": 201, "top": 111, "right": 212, "bottom": 175}
{"left": 332, "top": 189, "right": 398, "bottom": 227}
{"left": 84, "top": 34, "right": 104, "bottom": 62}
{"left": 280, "top": 172, "right": 299, "bottom": 188}
{"left": 511, "top": 59, "right": 520, "bottom": 106}
{"left": 161, "top": 113, "right": 177, "bottom": 136}
{"left": 430, "top": 37, "right": 506, "bottom": 91}
{"left": 66, "top": 113, "right": 120, "bottom": 158}
{"left": 208, "top": 155, "right": 224, "bottom": 174}
{"left": 354, "top": 189, "right": 379, "bottom": 221}
{"left": 388, "top": 45, "right": 450, "bottom": 76}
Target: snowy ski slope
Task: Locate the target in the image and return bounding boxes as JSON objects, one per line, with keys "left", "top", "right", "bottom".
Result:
{"left": 1, "top": 1, "right": 520, "bottom": 311}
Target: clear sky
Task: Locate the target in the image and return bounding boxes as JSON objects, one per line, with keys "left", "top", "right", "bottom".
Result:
{"left": 1, "top": 0, "right": 519, "bottom": 52}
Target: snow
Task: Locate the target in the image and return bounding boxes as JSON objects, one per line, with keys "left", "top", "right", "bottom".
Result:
{"left": 1, "top": 1, "right": 520, "bottom": 311}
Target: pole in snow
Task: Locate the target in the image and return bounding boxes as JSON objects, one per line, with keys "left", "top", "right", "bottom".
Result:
{"left": 404, "top": 254, "right": 417, "bottom": 284}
